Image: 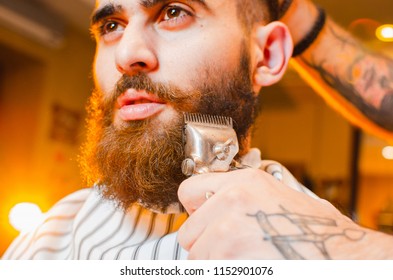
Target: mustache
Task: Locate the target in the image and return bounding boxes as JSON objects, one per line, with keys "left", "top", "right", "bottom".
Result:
{"left": 112, "top": 73, "right": 195, "bottom": 105}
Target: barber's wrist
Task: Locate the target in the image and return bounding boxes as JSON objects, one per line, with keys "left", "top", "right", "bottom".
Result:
{"left": 278, "top": 0, "right": 293, "bottom": 18}
{"left": 279, "top": 0, "right": 320, "bottom": 46}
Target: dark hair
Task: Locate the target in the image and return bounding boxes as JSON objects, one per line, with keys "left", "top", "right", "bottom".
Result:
{"left": 237, "top": 0, "right": 279, "bottom": 30}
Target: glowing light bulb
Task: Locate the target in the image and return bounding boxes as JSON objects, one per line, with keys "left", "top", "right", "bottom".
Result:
{"left": 381, "top": 27, "right": 393, "bottom": 38}
{"left": 376, "top": 24, "right": 393, "bottom": 42}
{"left": 9, "top": 203, "right": 44, "bottom": 232}
{"left": 382, "top": 146, "right": 393, "bottom": 160}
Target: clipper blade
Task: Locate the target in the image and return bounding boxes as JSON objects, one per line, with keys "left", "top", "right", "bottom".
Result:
{"left": 183, "top": 113, "right": 233, "bottom": 128}
{"left": 182, "top": 112, "right": 239, "bottom": 176}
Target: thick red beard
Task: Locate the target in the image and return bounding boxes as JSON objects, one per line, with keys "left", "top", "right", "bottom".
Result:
{"left": 90, "top": 115, "right": 186, "bottom": 212}
{"left": 80, "top": 46, "right": 258, "bottom": 212}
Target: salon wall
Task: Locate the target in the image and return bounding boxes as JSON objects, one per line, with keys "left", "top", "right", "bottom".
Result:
{"left": 252, "top": 69, "right": 354, "bottom": 215}
{"left": 253, "top": 71, "right": 353, "bottom": 180}
{"left": 358, "top": 132, "right": 393, "bottom": 230}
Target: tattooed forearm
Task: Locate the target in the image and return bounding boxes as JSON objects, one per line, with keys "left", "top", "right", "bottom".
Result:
{"left": 248, "top": 206, "right": 366, "bottom": 260}
{"left": 301, "top": 22, "right": 393, "bottom": 131}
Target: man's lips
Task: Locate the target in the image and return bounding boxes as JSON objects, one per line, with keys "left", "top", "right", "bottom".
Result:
{"left": 116, "top": 89, "right": 166, "bottom": 121}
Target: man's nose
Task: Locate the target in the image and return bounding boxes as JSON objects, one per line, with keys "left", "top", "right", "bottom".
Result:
{"left": 115, "top": 25, "right": 158, "bottom": 75}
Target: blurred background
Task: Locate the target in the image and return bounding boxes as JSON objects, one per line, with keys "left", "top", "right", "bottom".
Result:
{"left": 0, "top": 0, "right": 392, "bottom": 256}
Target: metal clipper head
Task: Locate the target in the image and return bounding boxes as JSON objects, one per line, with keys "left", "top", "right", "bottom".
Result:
{"left": 182, "top": 113, "right": 239, "bottom": 176}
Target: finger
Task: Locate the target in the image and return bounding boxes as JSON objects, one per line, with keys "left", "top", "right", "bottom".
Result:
{"left": 178, "top": 172, "right": 229, "bottom": 214}
{"left": 178, "top": 192, "right": 226, "bottom": 253}
{"left": 177, "top": 209, "right": 207, "bottom": 252}
{"left": 184, "top": 222, "right": 230, "bottom": 260}
{"left": 178, "top": 169, "right": 277, "bottom": 215}
{"left": 182, "top": 209, "right": 267, "bottom": 260}
{"left": 184, "top": 223, "right": 212, "bottom": 260}
{"left": 178, "top": 171, "right": 263, "bottom": 251}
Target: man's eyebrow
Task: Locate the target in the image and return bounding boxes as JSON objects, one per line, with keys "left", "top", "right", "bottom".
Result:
{"left": 91, "top": 0, "right": 208, "bottom": 26}
{"left": 139, "top": 0, "right": 207, "bottom": 9}
{"left": 91, "top": 3, "right": 124, "bottom": 26}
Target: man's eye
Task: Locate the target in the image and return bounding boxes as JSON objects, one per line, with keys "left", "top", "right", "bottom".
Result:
{"left": 100, "top": 21, "right": 121, "bottom": 35}
{"left": 163, "top": 6, "right": 189, "bottom": 21}
{"left": 92, "top": 19, "right": 125, "bottom": 42}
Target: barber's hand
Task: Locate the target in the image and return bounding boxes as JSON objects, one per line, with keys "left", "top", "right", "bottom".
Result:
{"left": 177, "top": 169, "right": 365, "bottom": 260}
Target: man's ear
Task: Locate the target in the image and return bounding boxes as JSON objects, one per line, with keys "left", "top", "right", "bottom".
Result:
{"left": 252, "top": 21, "right": 293, "bottom": 88}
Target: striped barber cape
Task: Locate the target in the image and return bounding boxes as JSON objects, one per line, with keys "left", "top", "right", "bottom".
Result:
{"left": 2, "top": 188, "right": 189, "bottom": 260}
{"left": 2, "top": 149, "right": 316, "bottom": 260}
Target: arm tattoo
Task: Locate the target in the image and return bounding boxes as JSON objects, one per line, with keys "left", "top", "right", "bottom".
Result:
{"left": 248, "top": 206, "right": 366, "bottom": 259}
{"left": 302, "top": 24, "right": 393, "bottom": 131}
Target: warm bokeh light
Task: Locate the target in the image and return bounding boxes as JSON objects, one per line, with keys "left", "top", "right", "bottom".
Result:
{"left": 376, "top": 24, "right": 393, "bottom": 42}
{"left": 382, "top": 146, "right": 393, "bottom": 160}
{"left": 8, "top": 203, "right": 44, "bottom": 233}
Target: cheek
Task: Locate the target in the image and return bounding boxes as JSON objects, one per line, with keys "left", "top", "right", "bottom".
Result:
{"left": 157, "top": 38, "right": 242, "bottom": 89}
{"left": 94, "top": 49, "right": 121, "bottom": 96}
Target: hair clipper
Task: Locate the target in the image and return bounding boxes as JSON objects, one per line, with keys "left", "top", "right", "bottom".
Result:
{"left": 181, "top": 112, "right": 245, "bottom": 176}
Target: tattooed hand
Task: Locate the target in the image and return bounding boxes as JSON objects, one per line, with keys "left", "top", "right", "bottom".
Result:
{"left": 177, "top": 168, "right": 391, "bottom": 259}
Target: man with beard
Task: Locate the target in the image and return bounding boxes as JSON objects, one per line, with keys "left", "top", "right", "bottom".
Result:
{"left": 3, "top": 0, "right": 393, "bottom": 260}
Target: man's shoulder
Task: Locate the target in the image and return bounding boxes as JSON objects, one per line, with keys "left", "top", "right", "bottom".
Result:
{"left": 49, "top": 188, "right": 93, "bottom": 213}
{"left": 40, "top": 188, "right": 95, "bottom": 221}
